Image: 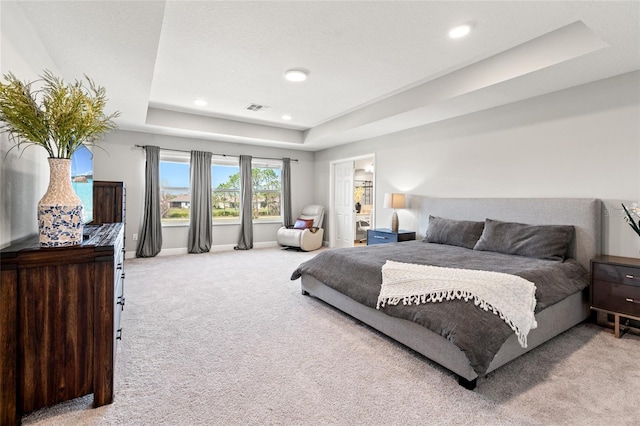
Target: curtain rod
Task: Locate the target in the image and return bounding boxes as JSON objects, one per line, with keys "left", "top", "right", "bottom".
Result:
{"left": 133, "top": 144, "right": 298, "bottom": 162}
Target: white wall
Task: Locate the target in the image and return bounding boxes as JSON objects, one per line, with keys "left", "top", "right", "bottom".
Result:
{"left": 0, "top": 2, "right": 61, "bottom": 247}
{"left": 93, "top": 130, "right": 315, "bottom": 257}
{"left": 315, "top": 71, "right": 640, "bottom": 258}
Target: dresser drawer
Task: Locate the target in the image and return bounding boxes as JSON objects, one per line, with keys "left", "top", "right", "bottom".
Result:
{"left": 114, "top": 246, "right": 125, "bottom": 345}
{"left": 115, "top": 270, "right": 124, "bottom": 315}
{"left": 592, "top": 280, "right": 640, "bottom": 317}
{"left": 593, "top": 263, "right": 640, "bottom": 287}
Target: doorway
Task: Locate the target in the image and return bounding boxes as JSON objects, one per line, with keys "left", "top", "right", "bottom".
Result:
{"left": 330, "top": 154, "right": 375, "bottom": 248}
{"left": 353, "top": 157, "right": 375, "bottom": 245}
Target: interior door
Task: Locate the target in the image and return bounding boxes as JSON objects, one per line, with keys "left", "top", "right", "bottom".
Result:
{"left": 333, "top": 160, "right": 354, "bottom": 248}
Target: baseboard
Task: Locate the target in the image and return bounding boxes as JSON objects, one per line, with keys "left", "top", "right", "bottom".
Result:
{"left": 211, "top": 241, "right": 279, "bottom": 252}
{"left": 125, "top": 247, "right": 187, "bottom": 259}
{"left": 253, "top": 241, "right": 280, "bottom": 249}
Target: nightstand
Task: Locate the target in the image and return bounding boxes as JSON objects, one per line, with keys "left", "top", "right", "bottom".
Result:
{"left": 590, "top": 255, "right": 640, "bottom": 338}
{"left": 367, "top": 229, "right": 416, "bottom": 245}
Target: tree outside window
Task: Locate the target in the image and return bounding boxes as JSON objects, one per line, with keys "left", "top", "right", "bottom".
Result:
{"left": 212, "top": 163, "right": 282, "bottom": 222}
{"left": 212, "top": 164, "right": 240, "bottom": 222}
{"left": 252, "top": 167, "right": 281, "bottom": 220}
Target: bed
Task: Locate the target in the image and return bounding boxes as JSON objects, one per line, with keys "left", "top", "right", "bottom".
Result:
{"left": 291, "top": 198, "right": 601, "bottom": 389}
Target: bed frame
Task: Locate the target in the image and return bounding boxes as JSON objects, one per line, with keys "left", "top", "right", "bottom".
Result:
{"left": 301, "top": 198, "right": 601, "bottom": 389}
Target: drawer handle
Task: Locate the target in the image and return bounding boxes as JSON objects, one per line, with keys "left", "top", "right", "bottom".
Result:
{"left": 116, "top": 328, "right": 123, "bottom": 340}
{"left": 121, "top": 273, "right": 126, "bottom": 280}
{"left": 625, "top": 274, "right": 635, "bottom": 279}
{"left": 117, "top": 264, "right": 123, "bottom": 270}
{"left": 625, "top": 298, "right": 640, "bottom": 304}
{"left": 374, "top": 235, "right": 387, "bottom": 239}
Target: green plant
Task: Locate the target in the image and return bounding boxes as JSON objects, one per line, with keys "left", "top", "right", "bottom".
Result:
{"left": 168, "top": 209, "right": 189, "bottom": 219}
{"left": 354, "top": 186, "right": 364, "bottom": 203}
{"left": 622, "top": 203, "right": 640, "bottom": 237}
{"left": 0, "top": 70, "right": 119, "bottom": 158}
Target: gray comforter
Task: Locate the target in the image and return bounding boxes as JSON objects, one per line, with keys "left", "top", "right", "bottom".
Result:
{"left": 291, "top": 241, "right": 588, "bottom": 375}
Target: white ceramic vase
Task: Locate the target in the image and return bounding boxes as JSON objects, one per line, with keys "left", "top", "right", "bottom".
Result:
{"left": 37, "top": 158, "right": 84, "bottom": 247}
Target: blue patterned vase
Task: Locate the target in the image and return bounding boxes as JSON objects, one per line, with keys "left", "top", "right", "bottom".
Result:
{"left": 38, "top": 158, "right": 84, "bottom": 247}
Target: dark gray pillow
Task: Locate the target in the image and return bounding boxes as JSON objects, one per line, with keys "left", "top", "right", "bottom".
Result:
{"left": 473, "top": 218, "right": 574, "bottom": 261}
{"left": 423, "top": 216, "right": 485, "bottom": 249}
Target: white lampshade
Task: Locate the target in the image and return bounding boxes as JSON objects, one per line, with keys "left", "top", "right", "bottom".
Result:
{"left": 383, "top": 193, "right": 405, "bottom": 209}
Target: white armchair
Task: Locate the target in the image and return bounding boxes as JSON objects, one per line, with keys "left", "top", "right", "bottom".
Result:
{"left": 277, "top": 205, "right": 325, "bottom": 251}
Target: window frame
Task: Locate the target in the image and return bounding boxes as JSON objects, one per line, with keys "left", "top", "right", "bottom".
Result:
{"left": 158, "top": 151, "right": 284, "bottom": 227}
{"left": 211, "top": 158, "right": 241, "bottom": 224}
{"left": 251, "top": 159, "right": 283, "bottom": 223}
{"left": 159, "top": 151, "right": 191, "bottom": 225}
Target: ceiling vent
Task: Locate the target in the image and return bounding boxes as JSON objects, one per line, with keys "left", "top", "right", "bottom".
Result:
{"left": 246, "top": 103, "right": 270, "bottom": 112}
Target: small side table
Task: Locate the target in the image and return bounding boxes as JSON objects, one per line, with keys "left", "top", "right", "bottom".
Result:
{"left": 590, "top": 255, "right": 640, "bottom": 338}
{"left": 367, "top": 229, "right": 416, "bottom": 245}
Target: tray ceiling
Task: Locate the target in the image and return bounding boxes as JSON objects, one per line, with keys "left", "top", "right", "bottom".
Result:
{"left": 6, "top": 1, "right": 640, "bottom": 150}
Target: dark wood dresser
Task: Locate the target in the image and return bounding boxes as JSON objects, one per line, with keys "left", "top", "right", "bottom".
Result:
{"left": 590, "top": 255, "right": 640, "bottom": 338}
{"left": 0, "top": 223, "right": 125, "bottom": 425}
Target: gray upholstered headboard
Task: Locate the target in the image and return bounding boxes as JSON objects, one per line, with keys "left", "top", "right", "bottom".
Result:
{"left": 417, "top": 198, "right": 601, "bottom": 271}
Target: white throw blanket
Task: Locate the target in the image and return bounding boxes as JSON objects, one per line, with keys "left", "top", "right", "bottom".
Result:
{"left": 377, "top": 260, "right": 538, "bottom": 348}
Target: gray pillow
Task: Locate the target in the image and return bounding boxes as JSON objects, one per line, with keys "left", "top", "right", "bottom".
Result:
{"left": 473, "top": 218, "right": 574, "bottom": 261}
{"left": 423, "top": 216, "right": 485, "bottom": 249}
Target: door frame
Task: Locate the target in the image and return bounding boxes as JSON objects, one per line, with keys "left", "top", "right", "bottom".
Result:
{"left": 329, "top": 153, "right": 376, "bottom": 248}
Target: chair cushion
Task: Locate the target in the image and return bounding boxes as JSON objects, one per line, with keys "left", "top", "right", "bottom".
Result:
{"left": 294, "top": 218, "right": 314, "bottom": 229}
{"left": 300, "top": 205, "right": 325, "bottom": 228}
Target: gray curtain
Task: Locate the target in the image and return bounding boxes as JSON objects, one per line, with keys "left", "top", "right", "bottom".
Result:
{"left": 136, "top": 145, "right": 163, "bottom": 257}
{"left": 188, "top": 150, "right": 213, "bottom": 253}
{"left": 235, "top": 155, "right": 253, "bottom": 250}
{"left": 282, "top": 158, "right": 293, "bottom": 228}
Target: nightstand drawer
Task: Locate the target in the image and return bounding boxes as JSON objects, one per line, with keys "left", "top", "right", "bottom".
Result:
{"left": 593, "top": 263, "right": 640, "bottom": 287}
{"left": 368, "top": 232, "right": 395, "bottom": 244}
{"left": 366, "top": 229, "right": 416, "bottom": 245}
{"left": 592, "top": 280, "right": 640, "bottom": 317}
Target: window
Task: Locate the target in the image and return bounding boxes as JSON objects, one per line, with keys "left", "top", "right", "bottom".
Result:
{"left": 252, "top": 161, "right": 282, "bottom": 221}
{"left": 212, "top": 159, "right": 282, "bottom": 222}
{"left": 70, "top": 145, "right": 94, "bottom": 223}
{"left": 158, "top": 151, "right": 283, "bottom": 224}
{"left": 212, "top": 162, "right": 240, "bottom": 222}
{"left": 160, "top": 153, "right": 191, "bottom": 222}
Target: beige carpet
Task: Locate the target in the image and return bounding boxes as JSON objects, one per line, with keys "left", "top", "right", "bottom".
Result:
{"left": 22, "top": 247, "right": 640, "bottom": 425}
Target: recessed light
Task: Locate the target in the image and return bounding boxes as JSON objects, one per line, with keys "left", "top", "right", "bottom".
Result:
{"left": 449, "top": 24, "right": 472, "bottom": 39}
{"left": 284, "top": 69, "right": 308, "bottom": 82}
{"left": 281, "top": 114, "right": 292, "bottom": 120}
{"left": 194, "top": 99, "right": 207, "bottom": 106}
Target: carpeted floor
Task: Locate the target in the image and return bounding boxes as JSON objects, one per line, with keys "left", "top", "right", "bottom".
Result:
{"left": 22, "top": 247, "right": 640, "bottom": 425}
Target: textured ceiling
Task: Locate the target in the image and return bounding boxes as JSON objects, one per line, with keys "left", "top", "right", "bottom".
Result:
{"left": 8, "top": 1, "right": 640, "bottom": 150}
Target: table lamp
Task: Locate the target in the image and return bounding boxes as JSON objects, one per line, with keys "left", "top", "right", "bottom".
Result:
{"left": 383, "top": 193, "right": 405, "bottom": 233}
